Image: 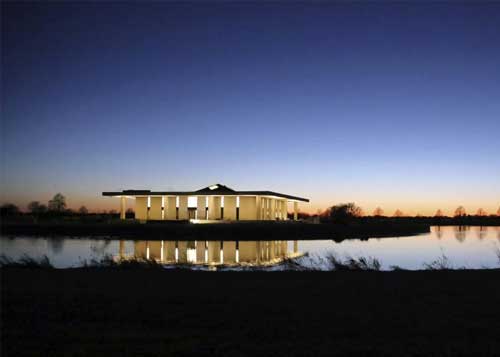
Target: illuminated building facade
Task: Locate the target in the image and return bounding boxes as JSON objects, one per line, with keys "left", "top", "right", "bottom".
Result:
{"left": 103, "top": 184, "right": 309, "bottom": 221}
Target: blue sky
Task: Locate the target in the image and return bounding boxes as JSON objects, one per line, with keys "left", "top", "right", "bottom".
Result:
{"left": 2, "top": 2, "right": 500, "bottom": 214}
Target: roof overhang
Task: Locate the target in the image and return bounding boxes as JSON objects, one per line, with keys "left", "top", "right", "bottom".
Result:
{"left": 102, "top": 190, "right": 309, "bottom": 202}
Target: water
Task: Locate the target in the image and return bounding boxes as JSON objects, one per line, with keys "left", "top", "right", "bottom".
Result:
{"left": 1, "top": 226, "right": 499, "bottom": 270}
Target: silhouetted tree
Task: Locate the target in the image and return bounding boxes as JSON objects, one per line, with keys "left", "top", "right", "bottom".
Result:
{"left": 48, "top": 193, "right": 66, "bottom": 212}
{"left": 126, "top": 208, "right": 135, "bottom": 219}
{"left": 28, "top": 201, "right": 47, "bottom": 214}
{"left": 497, "top": 207, "right": 500, "bottom": 216}
{"left": 0, "top": 203, "right": 20, "bottom": 216}
{"left": 393, "top": 209, "right": 403, "bottom": 217}
{"left": 476, "top": 208, "right": 486, "bottom": 216}
{"left": 329, "top": 203, "right": 363, "bottom": 223}
{"left": 435, "top": 209, "right": 443, "bottom": 217}
{"left": 454, "top": 206, "right": 466, "bottom": 217}
{"left": 373, "top": 207, "right": 384, "bottom": 216}
{"left": 78, "top": 206, "right": 89, "bottom": 215}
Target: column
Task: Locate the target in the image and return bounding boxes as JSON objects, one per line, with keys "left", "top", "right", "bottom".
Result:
{"left": 256, "top": 196, "right": 261, "bottom": 220}
{"left": 135, "top": 197, "right": 148, "bottom": 221}
{"left": 178, "top": 196, "right": 188, "bottom": 220}
{"left": 208, "top": 196, "right": 221, "bottom": 220}
{"left": 293, "top": 202, "right": 298, "bottom": 221}
{"left": 120, "top": 196, "right": 126, "bottom": 220}
{"left": 224, "top": 196, "right": 237, "bottom": 220}
{"left": 282, "top": 200, "right": 288, "bottom": 221}
{"left": 197, "top": 196, "right": 206, "bottom": 220}
{"left": 149, "top": 197, "right": 162, "bottom": 220}
{"left": 270, "top": 198, "right": 275, "bottom": 221}
{"left": 293, "top": 240, "right": 298, "bottom": 253}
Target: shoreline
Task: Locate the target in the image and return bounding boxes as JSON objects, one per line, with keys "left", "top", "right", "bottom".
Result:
{"left": 0, "top": 221, "right": 430, "bottom": 240}
{"left": 2, "top": 268, "right": 500, "bottom": 356}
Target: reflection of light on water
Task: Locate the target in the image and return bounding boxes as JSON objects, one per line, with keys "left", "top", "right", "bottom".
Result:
{"left": 2, "top": 226, "right": 499, "bottom": 269}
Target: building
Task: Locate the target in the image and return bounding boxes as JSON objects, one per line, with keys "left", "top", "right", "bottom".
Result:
{"left": 102, "top": 183, "right": 309, "bottom": 221}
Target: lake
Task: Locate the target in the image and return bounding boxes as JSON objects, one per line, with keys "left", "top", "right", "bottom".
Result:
{"left": 1, "top": 226, "right": 499, "bottom": 270}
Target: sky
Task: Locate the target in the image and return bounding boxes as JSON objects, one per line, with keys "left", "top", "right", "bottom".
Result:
{"left": 1, "top": 1, "right": 500, "bottom": 216}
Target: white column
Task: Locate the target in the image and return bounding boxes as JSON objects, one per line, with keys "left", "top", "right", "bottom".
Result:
{"left": 120, "top": 196, "right": 126, "bottom": 220}
{"left": 270, "top": 198, "right": 275, "bottom": 221}
{"left": 256, "top": 196, "right": 261, "bottom": 220}
{"left": 293, "top": 202, "right": 298, "bottom": 221}
{"left": 282, "top": 200, "right": 287, "bottom": 220}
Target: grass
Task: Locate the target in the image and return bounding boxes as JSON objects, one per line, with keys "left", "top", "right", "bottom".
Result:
{"left": 325, "top": 253, "right": 382, "bottom": 271}
{"left": 2, "top": 267, "right": 500, "bottom": 356}
{"left": 0, "top": 254, "right": 53, "bottom": 269}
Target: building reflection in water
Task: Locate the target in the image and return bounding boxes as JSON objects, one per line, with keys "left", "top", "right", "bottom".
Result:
{"left": 118, "top": 240, "right": 300, "bottom": 266}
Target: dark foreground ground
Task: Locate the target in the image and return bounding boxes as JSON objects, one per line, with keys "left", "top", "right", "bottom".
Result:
{"left": 2, "top": 268, "right": 500, "bottom": 356}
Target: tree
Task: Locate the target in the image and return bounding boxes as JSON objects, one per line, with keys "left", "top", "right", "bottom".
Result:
{"left": 476, "top": 208, "right": 487, "bottom": 217}
{"left": 28, "top": 201, "right": 47, "bottom": 214}
{"left": 328, "top": 203, "right": 363, "bottom": 222}
{"left": 454, "top": 206, "right": 466, "bottom": 217}
{"left": 393, "top": 209, "right": 403, "bottom": 217}
{"left": 435, "top": 209, "right": 443, "bottom": 217}
{"left": 48, "top": 193, "right": 66, "bottom": 212}
{"left": 78, "top": 206, "right": 89, "bottom": 215}
{"left": 497, "top": 207, "right": 500, "bottom": 216}
{"left": 126, "top": 208, "right": 135, "bottom": 219}
{"left": 0, "top": 203, "right": 20, "bottom": 216}
{"left": 373, "top": 207, "right": 384, "bottom": 217}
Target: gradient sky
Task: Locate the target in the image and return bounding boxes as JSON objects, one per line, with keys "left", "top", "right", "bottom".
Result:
{"left": 2, "top": 1, "right": 500, "bottom": 215}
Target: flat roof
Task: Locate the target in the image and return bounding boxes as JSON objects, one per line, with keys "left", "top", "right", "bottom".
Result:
{"left": 102, "top": 184, "right": 309, "bottom": 202}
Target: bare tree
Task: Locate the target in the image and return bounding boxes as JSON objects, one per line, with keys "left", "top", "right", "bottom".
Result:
{"left": 48, "top": 193, "right": 66, "bottom": 212}
{"left": 373, "top": 207, "right": 384, "bottom": 216}
{"left": 28, "top": 201, "right": 47, "bottom": 214}
{"left": 476, "top": 208, "right": 487, "bottom": 216}
{"left": 78, "top": 206, "right": 89, "bottom": 215}
{"left": 435, "top": 209, "right": 443, "bottom": 217}
{"left": 454, "top": 206, "right": 466, "bottom": 217}
{"left": 393, "top": 209, "right": 403, "bottom": 217}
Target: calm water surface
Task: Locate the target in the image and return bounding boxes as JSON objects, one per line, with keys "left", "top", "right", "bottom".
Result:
{"left": 1, "top": 226, "right": 499, "bottom": 270}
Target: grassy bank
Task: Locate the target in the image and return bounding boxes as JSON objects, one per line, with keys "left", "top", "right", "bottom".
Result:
{"left": 2, "top": 267, "right": 500, "bottom": 356}
{"left": 0, "top": 220, "right": 429, "bottom": 241}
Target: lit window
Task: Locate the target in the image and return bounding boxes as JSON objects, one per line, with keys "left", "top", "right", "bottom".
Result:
{"left": 147, "top": 196, "right": 151, "bottom": 208}
{"left": 236, "top": 196, "right": 240, "bottom": 208}
{"left": 176, "top": 196, "right": 179, "bottom": 208}
{"left": 221, "top": 196, "right": 224, "bottom": 208}
{"left": 188, "top": 196, "right": 197, "bottom": 208}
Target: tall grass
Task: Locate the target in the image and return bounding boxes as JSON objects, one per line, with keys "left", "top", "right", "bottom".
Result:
{"left": 423, "top": 252, "right": 453, "bottom": 270}
{"left": 82, "top": 255, "right": 165, "bottom": 269}
{"left": 325, "top": 253, "right": 382, "bottom": 271}
{"left": 0, "top": 254, "right": 53, "bottom": 269}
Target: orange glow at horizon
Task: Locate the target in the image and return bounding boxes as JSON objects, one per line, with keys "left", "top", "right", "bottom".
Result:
{"left": 3, "top": 194, "right": 497, "bottom": 218}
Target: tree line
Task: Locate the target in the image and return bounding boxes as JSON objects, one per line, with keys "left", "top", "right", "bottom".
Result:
{"left": 0, "top": 193, "right": 133, "bottom": 218}
{"left": 316, "top": 203, "right": 500, "bottom": 223}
